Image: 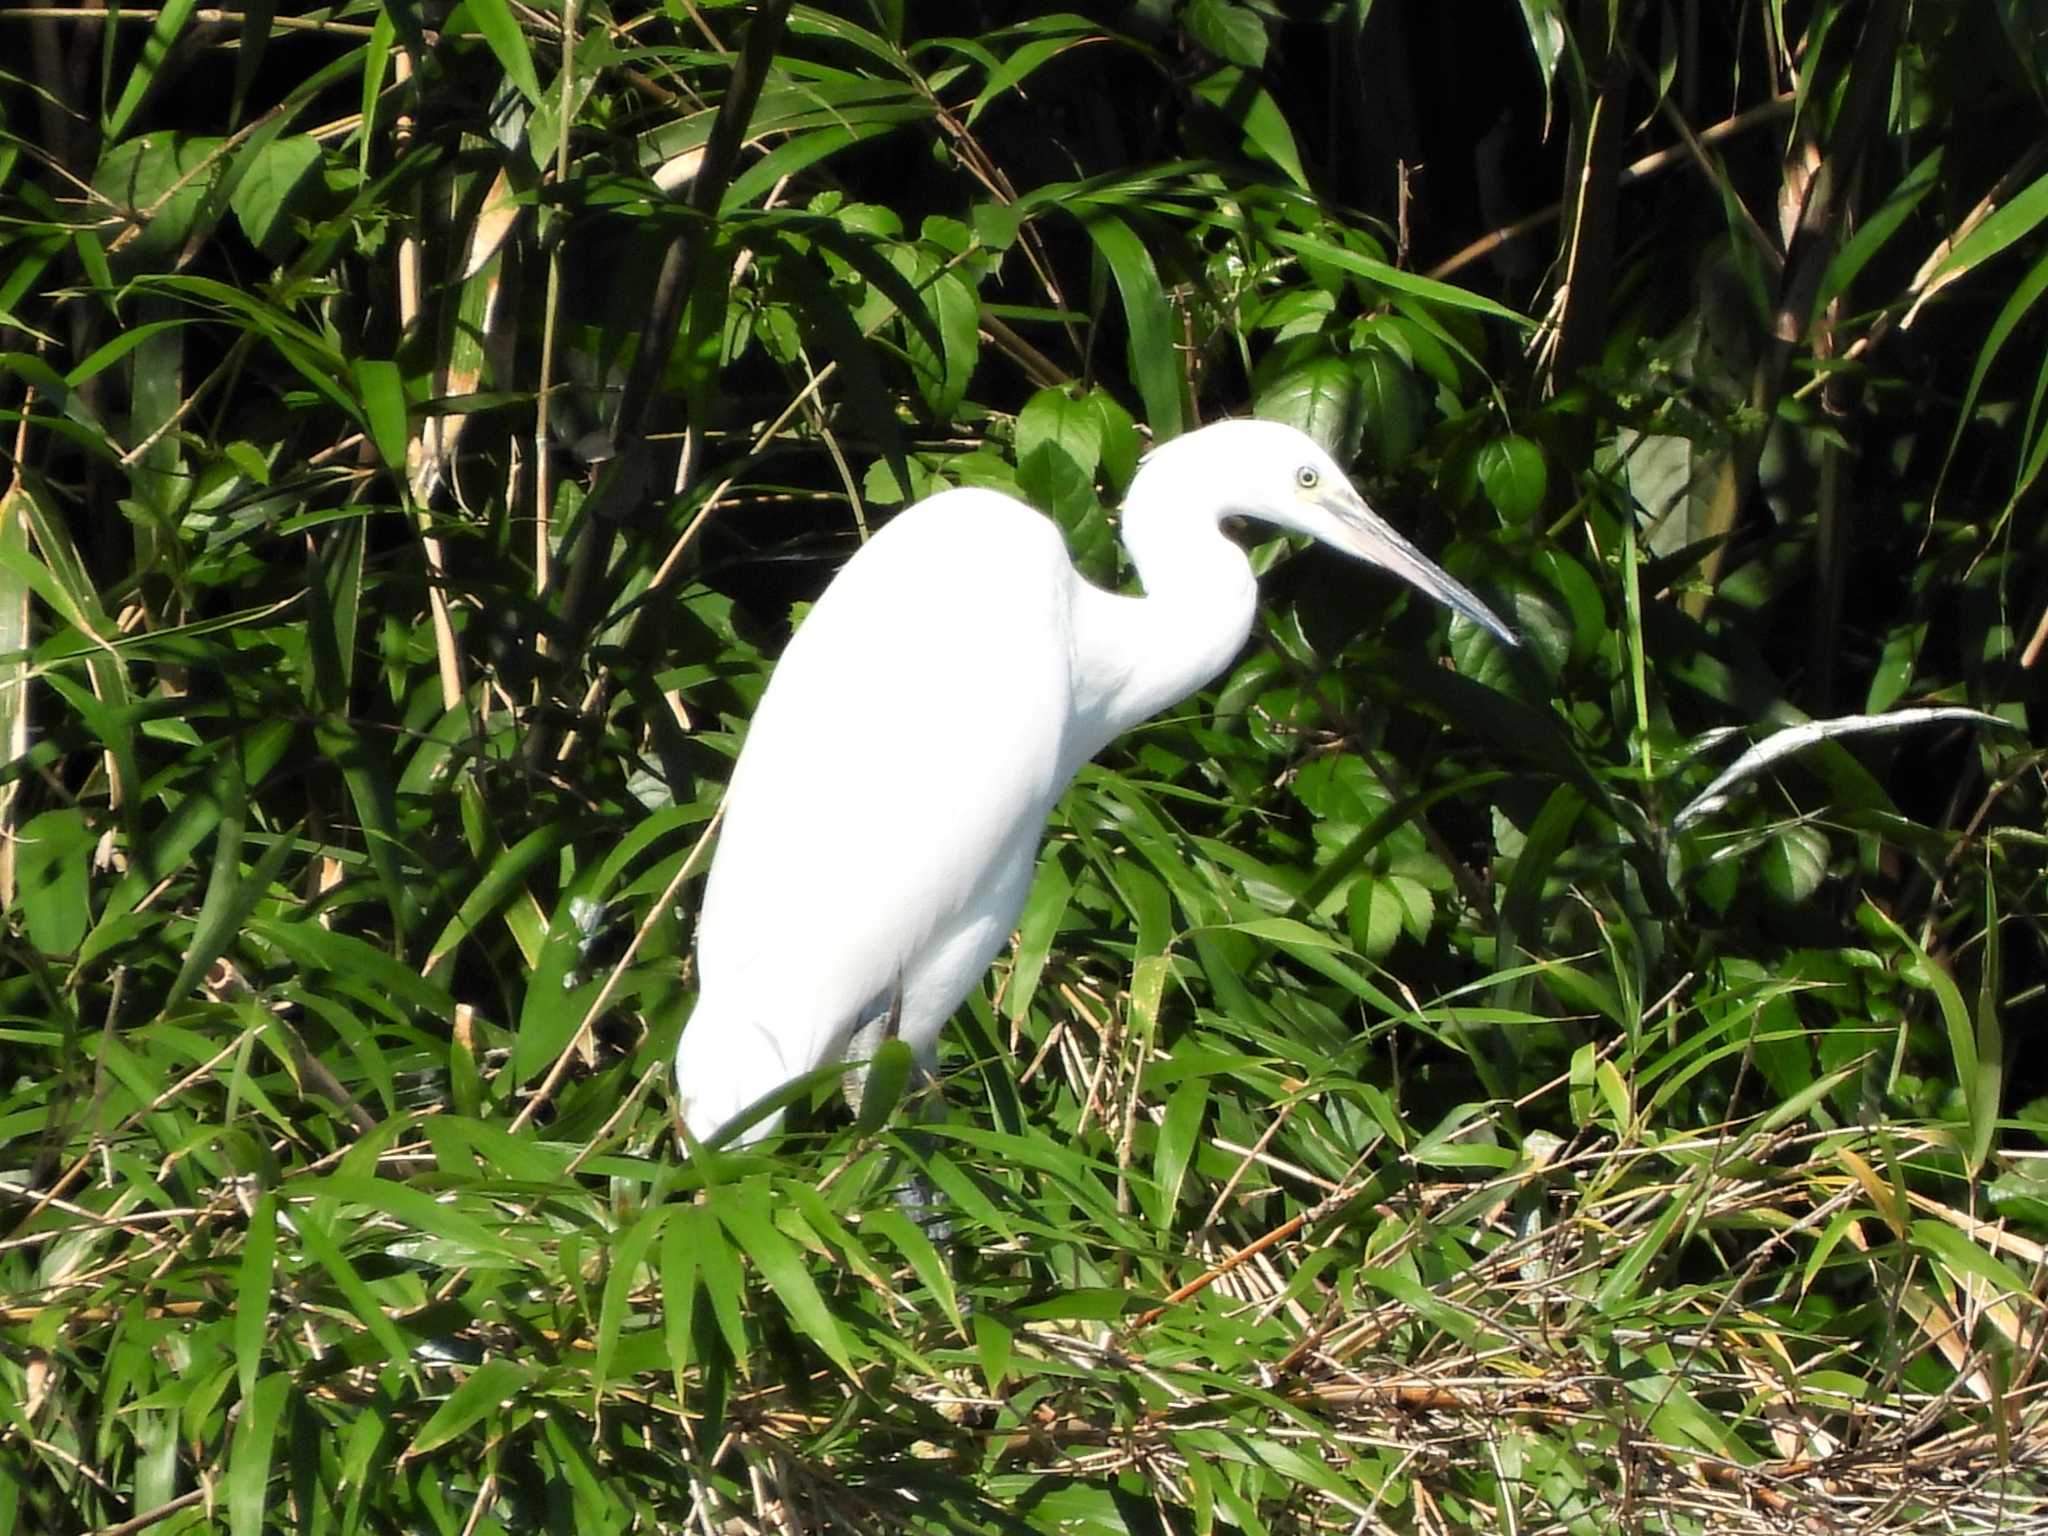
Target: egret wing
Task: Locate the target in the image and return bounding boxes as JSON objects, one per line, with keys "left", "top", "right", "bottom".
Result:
{"left": 694, "top": 490, "right": 1079, "bottom": 1057}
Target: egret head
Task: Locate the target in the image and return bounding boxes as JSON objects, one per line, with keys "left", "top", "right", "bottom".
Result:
{"left": 1139, "top": 419, "right": 1519, "bottom": 648}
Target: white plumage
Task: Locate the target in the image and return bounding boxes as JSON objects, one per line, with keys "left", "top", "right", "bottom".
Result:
{"left": 676, "top": 418, "right": 1514, "bottom": 1144}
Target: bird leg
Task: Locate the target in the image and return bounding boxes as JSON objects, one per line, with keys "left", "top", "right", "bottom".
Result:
{"left": 843, "top": 977, "right": 956, "bottom": 1250}
{"left": 840, "top": 975, "right": 907, "bottom": 1114}
{"left": 890, "top": 1085, "right": 956, "bottom": 1255}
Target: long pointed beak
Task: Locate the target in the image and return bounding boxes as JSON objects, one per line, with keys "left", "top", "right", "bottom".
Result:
{"left": 1319, "top": 488, "right": 1519, "bottom": 648}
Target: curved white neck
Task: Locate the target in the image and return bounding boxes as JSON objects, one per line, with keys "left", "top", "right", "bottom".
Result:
{"left": 1063, "top": 475, "right": 1258, "bottom": 772}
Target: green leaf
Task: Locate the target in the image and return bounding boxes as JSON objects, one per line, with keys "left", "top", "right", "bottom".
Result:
{"left": 1016, "top": 385, "right": 1103, "bottom": 517}
{"left": 423, "top": 820, "right": 576, "bottom": 974}
{"left": 106, "top": 0, "right": 202, "bottom": 139}
{"left": 311, "top": 712, "right": 414, "bottom": 936}
{"left": 1593, "top": 1189, "right": 1687, "bottom": 1312}
{"left": 918, "top": 269, "right": 980, "bottom": 417}
{"left": 61, "top": 319, "right": 193, "bottom": 391}
{"left": 1971, "top": 878, "right": 2004, "bottom": 1179}
{"left": 1016, "top": 385, "right": 1104, "bottom": 477}
{"left": 96, "top": 133, "right": 225, "bottom": 263}
{"left": 452, "top": 0, "right": 543, "bottom": 106}
{"left": 1865, "top": 901, "right": 1986, "bottom": 1159}
{"left": 1184, "top": 0, "right": 1267, "bottom": 67}
{"left": 594, "top": 1206, "right": 667, "bottom": 1391}
{"left": 1268, "top": 226, "right": 1531, "bottom": 325}
{"left": 1079, "top": 213, "right": 1183, "bottom": 438}
{"left": 1352, "top": 343, "right": 1420, "bottom": 468}
{"left": 713, "top": 1188, "right": 858, "bottom": 1377}
{"left": 854, "top": 1038, "right": 917, "bottom": 1132}
{"left": 15, "top": 808, "right": 94, "bottom": 955}
{"left": 1154, "top": 1075, "right": 1207, "bottom": 1227}
{"left": 292, "top": 1202, "right": 414, "bottom": 1372}
{"left": 660, "top": 1207, "right": 702, "bottom": 1404}
{"left": 166, "top": 763, "right": 301, "bottom": 1009}
{"left": 1761, "top": 823, "right": 1829, "bottom": 905}
{"left": 1253, "top": 346, "right": 1363, "bottom": 460}
{"left": 234, "top": 1192, "right": 276, "bottom": 1406}
{"left": 352, "top": 358, "right": 410, "bottom": 476}
{"left": 1191, "top": 67, "right": 1305, "bottom": 189}
{"left": 973, "top": 1312, "right": 1013, "bottom": 1395}
{"left": 1513, "top": 0, "right": 1568, "bottom": 114}
{"left": 228, "top": 1371, "right": 291, "bottom": 1536}
{"left": 297, "top": 1175, "right": 527, "bottom": 1264}
{"left": 863, "top": 1201, "right": 963, "bottom": 1333}
{"left": 1929, "top": 165, "right": 2048, "bottom": 287}
{"left": 408, "top": 1357, "right": 538, "bottom": 1458}
{"left": 1477, "top": 434, "right": 1546, "bottom": 522}
{"left": 228, "top": 134, "right": 323, "bottom": 254}
{"left": 1938, "top": 243, "right": 2048, "bottom": 499}
{"left": 1346, "top": 874, "right": 1405, "bottom": 961}
{"left": 1912, "top": 1219, "right": 2029, "bottom": 1304}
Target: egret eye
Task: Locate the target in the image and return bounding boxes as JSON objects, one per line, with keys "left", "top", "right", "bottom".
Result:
{"left": 1295, "top": 465, "right": 1320, "bottom": 490}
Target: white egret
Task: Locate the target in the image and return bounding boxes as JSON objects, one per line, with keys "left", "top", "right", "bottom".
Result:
{"left": 676, "top": 418, "right": 1515, "bottom": 1145}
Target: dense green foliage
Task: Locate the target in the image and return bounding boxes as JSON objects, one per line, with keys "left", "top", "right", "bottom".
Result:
{"left": 2, "top": 1, "right": 2044, "bottom": 1531}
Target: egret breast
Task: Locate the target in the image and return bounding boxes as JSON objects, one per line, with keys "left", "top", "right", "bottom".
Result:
{"left": 692, "top": 489, "right": 1080, "bottom": 1067}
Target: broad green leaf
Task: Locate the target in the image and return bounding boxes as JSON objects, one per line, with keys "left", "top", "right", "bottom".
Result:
{"left": 1016, "top": 385, "right": 1103, "bottom": 517}
{"left": 96, "top": 132, "right": 225, "bottom": 263}
{"left": 229, "top": 134, "right": 324, "bottom": 254}
{"left": 1184, "top": 0, "right": 1267, "bottom": 67}
{"left": 1353, "top": 343, "right": 1420, "bottom": 468}
{"left": 1477, "top": 434, "right": 1546, "bottom": 522}
{"left": 15, "top": 808, "right": 93, "bottom": 955}
{"left": 1761, "top": 823, "right": 1829, "bottom": 905}
{"left": 1253, "top": 346, "right": 1363, "bottom": 460}
{"left": 1346, "top": 874, "right": 1405, "bottom": 961}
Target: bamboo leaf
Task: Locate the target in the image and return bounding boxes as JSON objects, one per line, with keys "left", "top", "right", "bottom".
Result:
{"left": 227, "top": 1371, "right": 291, "bottom": 1536}
{"left": 714, "top": 1190, "right": 858, "bottom": 1378}
{"left": 1079, "top": 212, "right": 1184, "bottom": 438}
{"left": 407, "top": 1357, "right": 538, "bottom": 1458}
{"left": 454, "top": 0, "right": 544, "bottom": 106}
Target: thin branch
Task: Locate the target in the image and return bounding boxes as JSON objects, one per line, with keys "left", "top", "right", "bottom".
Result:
{"left": 1427, "top": 93, "right": 1795, "bottom": 282}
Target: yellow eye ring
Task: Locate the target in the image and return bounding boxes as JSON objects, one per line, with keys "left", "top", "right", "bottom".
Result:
{"left": 1295, "top": 465, "right": 1320, "bottom": 490}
